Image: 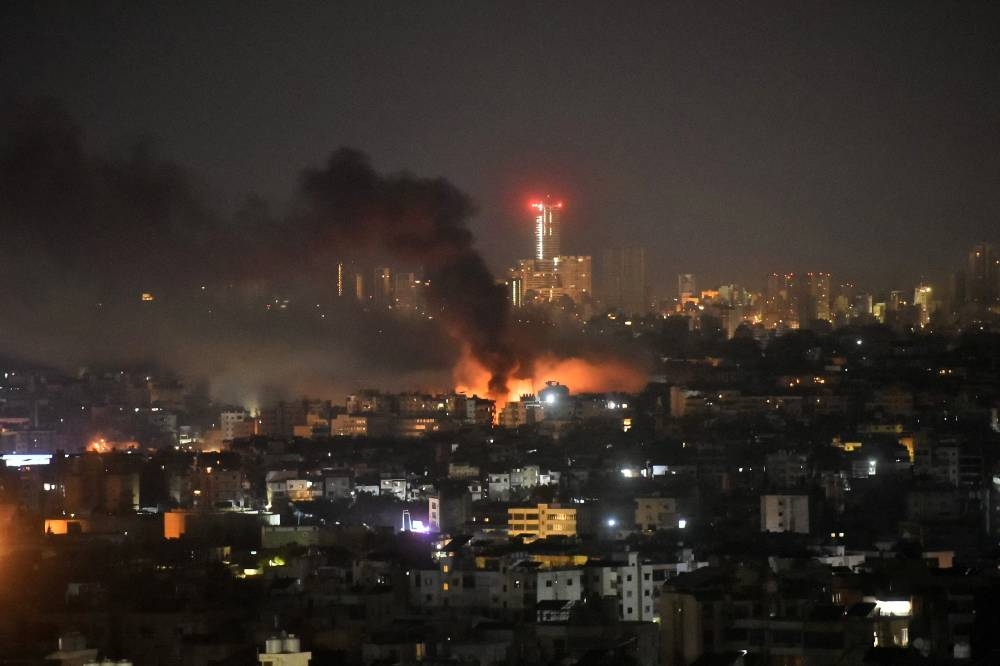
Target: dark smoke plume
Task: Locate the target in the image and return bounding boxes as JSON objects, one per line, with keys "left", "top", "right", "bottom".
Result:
{"left": 294, "top": 149, "right": 519, "bottom": 394}
{"left": 0, "top": 99, "right": 524, "bottom": 398}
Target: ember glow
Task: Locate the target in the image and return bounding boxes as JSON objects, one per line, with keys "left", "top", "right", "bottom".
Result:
{"left": 87, "top": 438, "right": 112, "bottom": 453}
{"left": 87, "top": 438, "right": 139, "bottom": 453}
{"left": 453, "top": 347, "right": 647, "bottom": 407}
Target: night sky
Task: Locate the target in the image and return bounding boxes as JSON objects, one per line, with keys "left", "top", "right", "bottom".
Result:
{"left": 2, "top": 1, "right": 999, "bottom": 293}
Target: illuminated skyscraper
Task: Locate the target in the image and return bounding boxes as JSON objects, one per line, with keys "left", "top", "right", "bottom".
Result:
{"left": 506, "top": 277, "right": 524, "bottom": 308}
{"left": 531, "top": 198, "right": 563, "bottom": 261}
{"left": 512, "top": 197, "right": 590, "bottom": 308}
{"left": 914, "top": 284, "right": 933, "bottom": 326}
{"left": 336, "top": 261, "right": 366, "bottom": 301}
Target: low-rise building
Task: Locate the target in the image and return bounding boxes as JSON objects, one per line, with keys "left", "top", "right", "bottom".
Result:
{"left": 508, "top": 503, "right": 577, "bottom": 540}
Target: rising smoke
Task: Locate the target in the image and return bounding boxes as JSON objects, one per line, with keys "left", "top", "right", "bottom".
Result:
{"left": 294, "top": 148, "right": 522, "bottom": 394}
{"left": 0, "top": 99, "right": 538, "bottom": 400}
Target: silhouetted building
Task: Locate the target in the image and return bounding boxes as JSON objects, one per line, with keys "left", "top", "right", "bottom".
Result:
{"left": 765, "top": 272, "right": 831, "bottom": 328}
{"left": 967, "top": 241, "right": 999, "bottom": 307}
{"left": 601, "top": 246, "right": 648, "bottom": 314}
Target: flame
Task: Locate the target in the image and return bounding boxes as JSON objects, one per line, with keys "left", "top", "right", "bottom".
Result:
{"left": 453, "top": 346, "right": 646, "bottom": 408}
{"left": 87, "top": 437, "right": 139, "bottom": 453}
{"left": 88, "top": 438, "right": 111, "bottom": 453}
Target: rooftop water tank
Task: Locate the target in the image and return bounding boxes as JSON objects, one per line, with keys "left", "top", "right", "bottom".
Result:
{"left": 283, "top": 635, "right": 301, "bottom": 653}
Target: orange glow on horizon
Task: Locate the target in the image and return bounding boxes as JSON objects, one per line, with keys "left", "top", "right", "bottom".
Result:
{"left": 453, "top": 347, "right": 646, "bottom": 409}
{"left": 87, "top": 437, "right": 139, "bottom": 453}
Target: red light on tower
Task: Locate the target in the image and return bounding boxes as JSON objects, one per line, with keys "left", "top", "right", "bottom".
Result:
{"left": 528, "top": 198, "right": 564, "bottom": 210}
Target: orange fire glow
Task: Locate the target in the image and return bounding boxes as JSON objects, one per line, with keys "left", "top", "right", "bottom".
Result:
{"left": 87, "top": 438, "right": 138, "bottom": 453}
{"left": 87, "top": 438, "right": 111, "bottom": 453}
{"left": 453, "top": 347, "right": 647, "bottom": 408}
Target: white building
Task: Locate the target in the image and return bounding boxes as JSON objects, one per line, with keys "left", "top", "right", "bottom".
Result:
{"left": 379, "top": 474, "right": 407, "bottom": 501}
{"left": 536, "top": 568, "right": 584, "bottom": 602}
{"left": 487, "top": 473, "right": 511, "bottom": 500}
{"left": 760, "top": 494, "right": 810, "bottom": 534}
{"left": 510, "top": 465, "right": 541, "bottom": 490}
{"left": 582, "top": 552, "right": 708, "bottom": 622}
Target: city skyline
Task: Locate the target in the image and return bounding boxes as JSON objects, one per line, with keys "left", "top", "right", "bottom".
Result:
{"left": 3, "top": 5, "right": 1000, "bottom": 665}
{"left": 3, "top": 2, "right": 999, "bottom": 291}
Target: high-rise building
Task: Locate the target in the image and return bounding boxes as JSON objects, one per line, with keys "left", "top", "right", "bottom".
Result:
{"left": 795, "top": 272, "right": 831, "bottom": 325}
{"left": 335, "top": 261, "right": 369, "bottom": 301}
{"left": 353, "top": 272, "right": 365, "bottom": 301}
{"left": 967, "top": 242, "right": 999, "bottom": 306}
{"left": 764, "top": 272, "right": 831, "bottom": 328}
{"left": 506, "top": 277, "right": 524, "bottom": 308}
{"left": 601, "top": 247, "right": 648, "bottom": 314}
{"left": 531, "top": 198, "right": 563, "bottom": 261}
{"left": 514, "top": 258, "right": 557, "bottom": 298}
{"left": 854, "top": 293, "right": 874, "bottom": 317}
{"left": 335, "top": 261, "right": 365, "bottom": 300}
{"left": 873, "top": 301, "right": 886, "bottom": 323}
{"left": 373, "top": 267, "right": 393, "bottom": 306}
{"left": 513, "top": 256, "right": 591, "bottom": 305}
{"left": 393, "top": 272, "right": 422, "bottom": 311}
{"left": 888, "top": 289, "right": 906, "bottom": 312}
{"left": 677, "top": 274, "right": 696, "bottom": 301}
{"left": 914, "top": 284, "right": 933, "bottom": 326}
{"left": 511, "top": 198, "right": 591, "bottom": 307}
{"left": 554, "top": 255, "right": 592, "bottom": 304}
{"left": 763, "top": 273, "right": 791, "bottom": 327}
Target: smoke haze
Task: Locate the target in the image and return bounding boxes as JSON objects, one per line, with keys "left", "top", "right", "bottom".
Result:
{"left": 0, "top": 99, "right": 643, "bottom": 403}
